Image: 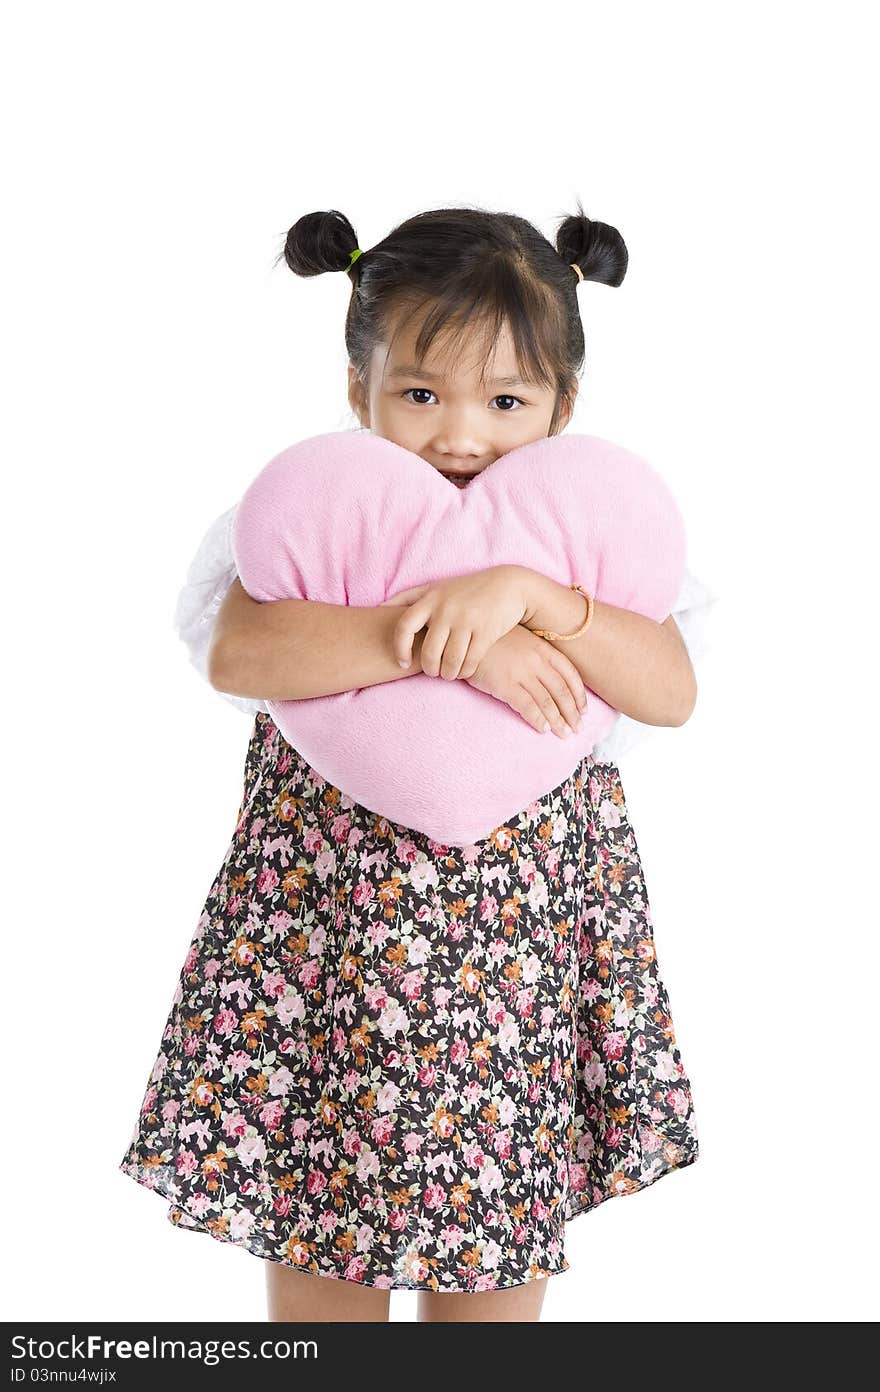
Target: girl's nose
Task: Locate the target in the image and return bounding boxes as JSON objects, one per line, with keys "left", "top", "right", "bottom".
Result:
{"left": 431, "top": 424, "right": 489, "bottom": 462}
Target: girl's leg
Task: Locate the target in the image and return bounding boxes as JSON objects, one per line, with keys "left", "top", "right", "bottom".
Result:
{"left": 265, "top": 1263, "right": 391, "bottom": 1322}
{"left": 417, "top": 1278, "right": 549, "bottom": 1323}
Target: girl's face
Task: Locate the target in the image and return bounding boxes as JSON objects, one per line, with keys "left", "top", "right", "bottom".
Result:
{"left": 348, "top": 310, "right": 574, "bottom": 489}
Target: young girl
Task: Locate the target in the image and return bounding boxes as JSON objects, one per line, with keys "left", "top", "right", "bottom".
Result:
{"left": 120, "top": 204, "right": 715, "bottom": 1325}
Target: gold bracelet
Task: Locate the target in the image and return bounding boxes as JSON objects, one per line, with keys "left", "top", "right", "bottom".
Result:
{"left": 531, "top": 584, "right": 594, "bottom": 642}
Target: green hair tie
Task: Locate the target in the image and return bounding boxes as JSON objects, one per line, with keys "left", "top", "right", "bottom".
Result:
{"left": 345, "top": 247, "right": 364, "bottom": 273}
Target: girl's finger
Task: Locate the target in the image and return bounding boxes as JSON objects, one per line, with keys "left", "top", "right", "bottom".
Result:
{"left": 513, "top": 686, "right": 553, "bottom": 734}
{"left": 527, "top": 679, "right": 574, "bottom": 739}
{"left": 549, "top": 655, "right": 589, "bottom": 714}
{"left": 456, "top": 635, "right": 487, "bottom": 681}
{"left": 439, "top": 629, "right": 474, "bottom": 681}
{"left": 539, "top": 665, "right": 585, "bottom": 733}
{"left": 419, "top": 624, "right": 452, "bottom": 678}
{"left": 393, "top": 600, "right": 433, "bottom": 667}
{"left": 380, "top": 584, "right": 429, "bottom": 608}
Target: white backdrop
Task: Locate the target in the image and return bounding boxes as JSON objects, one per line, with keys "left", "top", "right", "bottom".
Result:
{"left": 3, "top": 0, "right": 877, "bottom": 1323}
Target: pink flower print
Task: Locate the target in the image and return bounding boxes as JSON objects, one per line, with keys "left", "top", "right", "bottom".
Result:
{"left": 440, "top": 1223, "right": 467, "bottom": 1251}
{"left": 256, "top": 866, "right": 279, "bottom": 895}
{"left": 401, "top": 969, "right": 425, "bottom": 1001}
{"left": 331, "top": 813, "right": 352, "bottom": 843}
{"left": 494, "top": 1131, "right": 513, "bottom": 1161}
{"left": 478, "top": 1163, "right": 504, "bottom": 1197}
{"left": 306, "top": 1169, "right": 327, "bottom": 1196}
{"left": 666, "top": 1088, "right": 689, "bottom": 1117}
{"left": 487, "top": 1000, "right": 507, "bottom": 1027}
{"left": 481, "top": 1238, "right": 503, "bottom": 1269}
{"left": 175, "top": 1150, "right": 198, "bottom": 1179}
{"left": 344, "top": 1256, "right": 368, "bottom": 1282}
{"left": 518, "top": 857, "right": 539, "bottom": 885}
{"left": 582, "top": 1056, "right": 606, "bottom": 1091}
{"left": 406, "top": 933, "right": 432, "bottom": 966}
{"left": 641, "top": 1127, "right": 663, "bottom": 1155}
{"left": 569, "top": 1161, "right": 587, "bottom": 1192}
{"left": 298, "top": 960, "right": 321, "bottom": 991}
{"left": 229, "top": 1209, "right": 256, "bottom": 1241}
{"left": 479, "top": 893, "right": 499, "bottom": 922}
{"left": 606, "top": 1125, "right": 623, "bottom": 1150}
{"left": 161, "top": 1100, "right": 180, "bottom": 1122}
{"left": 273, "top": 1193, "right": 293, "bottom": 1217}
{"left": 182, "top": 1035, "right": 199, "bottom": 1059}
{"left": 227, "top": 1049, "right": 253, "bottom": 1077}
{"left": 236, "top": 1134, "right": 267, "bottom": 1168}
{"left": 603, "top": 1030, "right": 626, "bottom": 1061}
{"left": 370, "top": 1115, "right": 394, "bottom": 1146}
{"left": 223, "top": 1112, "right": 249, "bottom": 1139}
{"left": 290, "top": 1117, "right": 310, "bottom": 1141}
{"left": 424, "top": 1182, "right": 446, "bottom": 1210}
{"left": 267, "top": 1065, "right": 294, "bottom": 1097}
{"left": 261, "top": 971, "right": 288, "bottom": 1000}
{"left": 267, "top": 910, "right": 294, "bottom": 939}
{"left": 213, "top": 1008, "right": 238, "bottom": 1039}
{"left": 450, "top": 1038, "right": 469, "bottom": 1066}
{"left": 394, "top": 837, "right": 419, "bottom": 865}
{"left": 363, "top": 984, "right": 389, "bottom": 1012}
{"left": 303, "top": 827, "right": 324, "bottom": 855}
{"left": 408, "top": 859, "right": 440, "bottom": 894}
{"left": 313, "top": 849, "right": 337, "bottom": 882}
{"left": 418, "top": 1062, "right": 438, "bottom": 1088}
{"left": 388, "top": 1207, "right": 408, "bottom": 1233}
{"left": 516, "top": 988, "right": 535, "bottom": 1019}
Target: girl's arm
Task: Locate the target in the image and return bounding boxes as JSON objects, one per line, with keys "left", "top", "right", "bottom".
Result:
{"left": 208, "top": 579, "right": 429, "bottom": 700}
{"left": 520, "top": 570, "right": 697, "bottom": 728}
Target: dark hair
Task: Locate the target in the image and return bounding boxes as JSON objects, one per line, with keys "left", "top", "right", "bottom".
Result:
{"left": 274, "top": 201, "right": 628, "bottom": 434}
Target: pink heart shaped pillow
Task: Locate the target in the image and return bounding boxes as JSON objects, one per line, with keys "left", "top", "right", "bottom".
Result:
{"left": 231, "top": 430, "right": 686, "bottom": 845}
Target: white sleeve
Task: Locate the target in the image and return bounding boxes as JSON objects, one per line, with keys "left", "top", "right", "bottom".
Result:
{"left": 172, "top": 504, "right": 269, "bottom": 717}
{"left": 591, "top": 566, "right": 719, "bottom": 763}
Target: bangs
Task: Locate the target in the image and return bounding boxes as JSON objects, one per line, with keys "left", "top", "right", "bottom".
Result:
{"left": 382, "top": 261, "right": 564, "bottom": 393}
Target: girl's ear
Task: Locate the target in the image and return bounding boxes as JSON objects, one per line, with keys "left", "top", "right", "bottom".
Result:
{"left": 556, "top": 389, "right": 576, "bottom": 433}
{"left": 348, "top": 362, "right": 370, "bottom": 428}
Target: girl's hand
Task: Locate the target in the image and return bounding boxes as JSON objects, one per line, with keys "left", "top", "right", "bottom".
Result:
{"left": 379, "top": 565, "right": 532, "bottom": 679}
{"left": 465, "top": 624, "right": 588, "bottom": 737}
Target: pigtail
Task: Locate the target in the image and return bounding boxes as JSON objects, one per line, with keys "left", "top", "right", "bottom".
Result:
{"left": 555, "top": 198, "right": 628, "bottom": 288}
{"left": 275, "top": 209, "right": 360, "bottom": 277}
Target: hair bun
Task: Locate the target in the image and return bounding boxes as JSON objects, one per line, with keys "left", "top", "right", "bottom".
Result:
{"left": 279, "top": 209, "right": 360, "bottom": 277}
{"left": 555, "top": 199, "right": 628, "bottom": 288}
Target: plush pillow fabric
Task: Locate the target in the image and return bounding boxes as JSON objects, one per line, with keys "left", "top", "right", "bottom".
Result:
{"left": 231, "top": 430, "right": 686, "bottom": 845}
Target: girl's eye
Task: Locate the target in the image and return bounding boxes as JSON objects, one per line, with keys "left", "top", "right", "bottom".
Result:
{"left": 401, "top": 389, "right": 526, "bottom": 410}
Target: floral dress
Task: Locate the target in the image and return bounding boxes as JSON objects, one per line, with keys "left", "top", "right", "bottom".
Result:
{"left": 119, "top": 711, "right": 699, "bottom": 1293}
